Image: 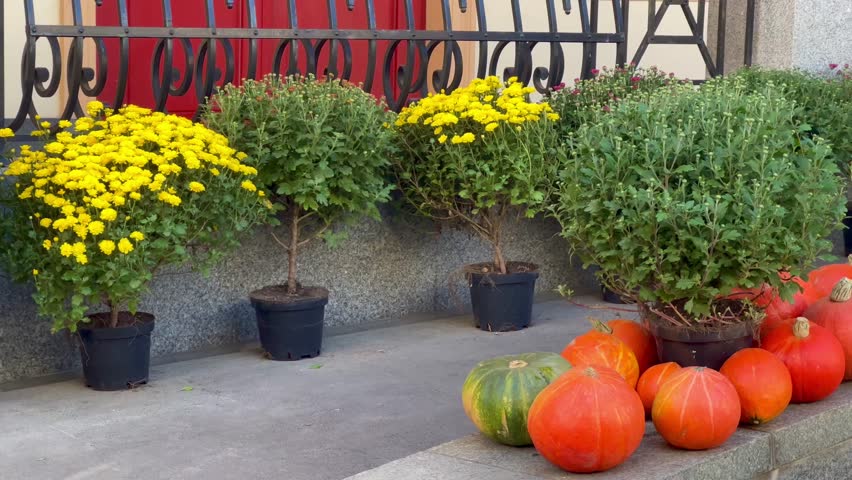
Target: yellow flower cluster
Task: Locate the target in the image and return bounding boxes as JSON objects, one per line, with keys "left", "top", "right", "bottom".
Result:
{"left": 395, "top": 76, "right": 559, "bottom": 144}
{"left": 4, "top": 102, "right": 262, "bottom": 265}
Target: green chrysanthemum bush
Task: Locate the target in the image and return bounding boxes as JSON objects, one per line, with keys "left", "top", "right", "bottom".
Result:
{"left": 203, "top": 74, "right": 395, "bottom": 295}
{"left": 552, "top": 79, "right": 847, "bottom": 327}
{"left": 730, "top": 66, "right": 852, "bottom": 176}
{"left": 0, "top": 103, "right": 270, "bottom": 332}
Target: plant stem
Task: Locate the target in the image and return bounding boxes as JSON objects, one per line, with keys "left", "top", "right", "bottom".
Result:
{"left": 493, "top": 242, "right": 507, "bottom": 275}
{"left": 287, "top": 203, "right": 300, "bottom": 295}
{"left": 490, "top": 206, "right": 508, "bottom": 274}
{"left": 109, "top": 302, "right": 119, "bottom": 329}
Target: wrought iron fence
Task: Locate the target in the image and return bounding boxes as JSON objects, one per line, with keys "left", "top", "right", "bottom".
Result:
{"left": 1, "top": 0, "right": 755, "bottom": 136}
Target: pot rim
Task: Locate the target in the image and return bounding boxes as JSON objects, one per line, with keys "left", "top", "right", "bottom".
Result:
{"left": 79, "top": 312, "right": 155, "bottom": 339}
{"left": 466, "top": 262, "right": 540, "bottom": 286}
{"left": 646, "top": 315, "right": 754, "bottom": 343}
{"left": 250, "top": 285, "right": 330, "bottom": 312}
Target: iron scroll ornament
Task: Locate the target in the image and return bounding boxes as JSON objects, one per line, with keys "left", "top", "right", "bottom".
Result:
{"left": 4, "top": 0, "right": 752, "bottom": 134}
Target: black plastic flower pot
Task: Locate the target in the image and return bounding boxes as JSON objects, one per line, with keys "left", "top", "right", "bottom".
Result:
{"left": 647, "top": 319, "right": 754, "bottom": 371}
{"left": 602, "top": 285, "right": 628, "bottom": 304}
{"left": 468, "top": 262, "right": 540, "bottom": 332}
{"left": 250, "top": 286, "right": 329, "bottom": 361}
{"left": 78, "top": 313, "right": 155, "bottom": 391}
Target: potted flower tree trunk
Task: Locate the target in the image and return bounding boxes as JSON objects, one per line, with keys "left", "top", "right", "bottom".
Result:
{"left": 552, "top": 78, "right": 846, "bottom": 369}
{"left": 0, "top": 103, "right": 268, "bottom": 390}
{"left": 204, "top": 74, "right": 394, "bottom": 360}
{"left": 393, "top": 76, "right": 559, "bottom": 332}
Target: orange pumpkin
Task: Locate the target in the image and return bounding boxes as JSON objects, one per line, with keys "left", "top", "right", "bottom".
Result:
{"left": 808, "top": 256, "right": 852, "bottom": 298}
{"left": 652, "top": 367, "right": 740, "bottom": 450}
{"left": 762, "top": 275, "right": 817, "bottom": 331}
{"left": 561, "top": 331, "right": 640, "bottom": 388}
{"left": 761, "top": 317, "right": 845, "bottom": 403}
{"left": 528, "top": 366, "right": 645, "bottom": 473}
{"left": 592, "top": 318, "right": 658, "bottom": 374}
{"left": 719, "top": 348, "right": 792, "bottom": 425}
{"left": 803, "top": 278, "right": 852, "bottom": 380}
{"left": 636, "top": 362, "right": 681, "bottom": 418}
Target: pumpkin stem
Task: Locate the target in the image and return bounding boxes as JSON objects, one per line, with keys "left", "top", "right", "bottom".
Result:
{"left": 847, "top": 255, "right": 852, "bottom": 266}
{"left": 508, "top": 360, "right": 528, "bottom": 369}
{"left": 793, "top": 317, "right": 810, "bottom": 339}
{"left": 589, "top": 318, "right": 613, "bottom": 335}
{"left": 583, "top": 367, "right": 598, "bottom": 378}
{"left": 829, "top": 278, "right": 852, "bottom": 303}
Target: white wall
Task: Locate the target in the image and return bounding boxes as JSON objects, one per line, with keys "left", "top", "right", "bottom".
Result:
{"left": 3, "top": 0, "right": 63, "bottom": 119}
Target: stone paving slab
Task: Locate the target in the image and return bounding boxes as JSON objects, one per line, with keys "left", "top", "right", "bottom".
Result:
{"left": 747, "top": 384, "right": 852, "bottom": 466}
{"left": 0, "top": 297, "right": 599, "bottom": 480}
{"left": 347, "top": 384, "right": 852, "bottom": 480}
{"left": 345, "top": 452, "right": 543, "bottom": 480}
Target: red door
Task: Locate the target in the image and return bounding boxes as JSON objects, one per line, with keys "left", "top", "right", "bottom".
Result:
{"left": 97, "top": 1, "right": 244, "bottom": 117}
{"left": 97, "top": 0, "right": 426, "bottom": 115}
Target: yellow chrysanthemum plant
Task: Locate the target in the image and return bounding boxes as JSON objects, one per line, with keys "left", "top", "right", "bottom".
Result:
{"left": 393, "top": 76, "right": 560, "bottom": 275}
{"left": 0, "top": 102, "right": 270, "bottom": 333}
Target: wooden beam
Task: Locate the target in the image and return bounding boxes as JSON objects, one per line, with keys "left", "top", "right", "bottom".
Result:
{"left": 426, "top": 2, "right": 477, "bottom": 92}
{"left": 58, "top": 0, "right": 97, "bottom": 113}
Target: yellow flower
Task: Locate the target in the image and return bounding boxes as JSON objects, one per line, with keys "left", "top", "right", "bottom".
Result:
{"left": 75, "top": 254, "right": 88, "bottom": 265}
{"left": 72, "top": 242, "right": 86, "bottom": 256}
{"left": 188, "top": 181, "right": 206, "bottom": 193}
{"left": 0, "top": 128, "right": 13, "bottom": 138}
{"left": 438, "top": 134, "right": 448, "bottom": 144}
{"left": 59, "top": 243, "right": 74, "bottom": 257}
{"left": 74, "top": 225, "right": 89, "bottom": 240}
{"left": 240, "top": 180, "right": 257, "bottom": 192}
{"left": 258, "top": 190, "right": 266, "bottom": 198}
{"left": 99, "top": 240, "right": 116, "bottom": 255}
{"left": 118, "top": 238, "right": 134, "bottom": 254}
{"left": 485, "top": 122, "right": 499, "bottom": 132}
{"left": 88, "top": 221, "right": 106, "bottom": 236}
{"left": 451, "top": 132, "right": 476, "bottom": 145}
{"left": 32, "top": 269, "right": 39, "bottom": 276}
{"left": 39, "top": 218, "right": 53, "bottom": 228}
{"left": 43, "top": 240, "right": 52, "bottom": 250}
{"left": 40, "top": 121, "right": 51, "bottom": 129}
{"left": 129, "top": 231, "right": 145, "bottom": 241}
{"left": 157, "top": 192, "right": 182, "bottom": 206}
{"left": 58, "top": 120, "right": 73, "bottom": 129}
{"left": 86, "top": 100, "right": 105, "bottom": 117}
{"left": 100, "top": 208, "right": 118, "bottom": 222}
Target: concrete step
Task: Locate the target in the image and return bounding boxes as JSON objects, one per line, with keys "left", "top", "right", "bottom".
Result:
{"left": 346, "top": 383, "right": 852, "bottom": 480}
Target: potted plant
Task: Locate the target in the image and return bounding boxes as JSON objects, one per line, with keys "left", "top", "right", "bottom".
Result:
{"left": 203, "top": 74, "right": 395, "bottom": 360}
{"left": 0, "top": 103, "right": 268, "bottom": 390}
{"left": 392, "top": 76, "right": 559, "bottom": 332}
{"left": 547, "top": 65, "right": 682, "bottom": 304}
{"left": 552, "top": 78, "right": 846, "bottom": 369}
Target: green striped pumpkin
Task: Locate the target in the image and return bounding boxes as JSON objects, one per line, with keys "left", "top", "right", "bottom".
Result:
{"left": 462, "top": 352, "right": 572, "bottom": 446}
